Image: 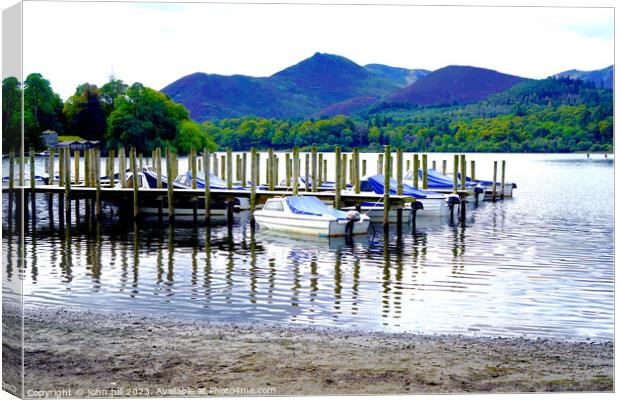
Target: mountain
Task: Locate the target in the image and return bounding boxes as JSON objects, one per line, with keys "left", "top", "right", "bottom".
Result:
{"left": 552, "top": 65, "right": 613, "bottom": 89}
{"left": 162, "top": 53, "right": 399, "bottom": 121}
{"left": 364, "top": 64, "right": 430, "bottom": 87}
{"left": 384, "top": 65, "right": 528, "bottom": 107}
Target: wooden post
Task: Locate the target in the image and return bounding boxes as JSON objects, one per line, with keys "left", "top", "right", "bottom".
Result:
{"left": 64, "top": 147, "right": 71, "bottom": 212}
{"left": 432, "top": 160, "right": 436, "bottom": 171}
{"left": 152, "top": 149, "right": 156, "bottom": 169}
{"left": 501, "top": 160, "right": 506, "bottom": 199}
{"left": 139, "top": 152, "right": 143, "bottom": 172}
{"left": 29, "top": 147, "right": 35, "bottom": 189}
{"left": 156, "top": 148, "right": 162, "bottom": 188}
{"left": 334, "top": 147, "right": 341, "bottom": 209}
{"left": 383, "top": 145, "right": 391, "bottom": 231}
{"left": 353, "top": 147, "right": 360, "bottom": 194}
{"left": 442, "top": 159, "right": 447, "bottom": 175}
{"left": 266, "top": 148, "right": 273, "bottom": 189}
{"left": 119, "top": 147, "right": 126, "bottom": 188}
{"left": 9, "top": 151, "right": 14, "bottom": 195}
{"left": 471, "top": 160, "right": 476, "bottom": 182}
{"left": 422, "top": 154, "right": 428, "bottom": 190}
{"left": 236, "top": 154, "right": 241, "bottom": 181}
{"left": 318, "top": 153, "right": 323, "bottom": 187}
{"left": 191, "top": 148, "right": 197, "bottom": 189}
{"left": 341, "top": 153, "right": 348, "bottom": 189}
{"left": 220, "top": 154, "right": 225, "bottom": 181}
{"left": 492, "top": 161, "right": 497, "bottom": 201}
{"left": 166, "top": 149, "right": 175, "bottom": 220}
{"left": 406, "top": 159, "right": 410, "bottom": 173}
{"left": 304, "top": 153, "right": 310, "bottom": 191}
{"left": 460, "top": 154, "right": 467, "bottom": 190}
{"left": 285, "top": 153, "right": 291, "bottom": 187}
{"left": 226, "top": 147, "right": 233, "bottom": 190}
{"left": 413, "top": 154, "right": 419, "bottom": 189}
{"left": 59, "top": 147, "right": 65, "bottom": 187}
{"left": 274, "top": 154, "right": 279, "bottom": 185}
{"left": 362, "top": 159, "right": 367, "bottom": 177}
{"left": 323, "top": 159, "right": 327, "bottom": 184}
{"left": 108, "top": 149, "right": 115, "bottom": 187}
{"left": 48, "top": 149, "right": 54, "bottom": 186}
{"left": 203, "top": 148, "right": 211, "bottom": 221}
{"left": 173, "top": 152, "right": 178, "bottom": 180}
{"left": 74, "top": 150, "right": 80, "bottom": 185}
{"left": 452, "top": 155, "right": 459, "bottom": 193}
{"left": 250, "top": 148, "right": 257, "bottom": 213}
{"left": 311, "top": 146, "right": 318, "bottom": 192}
{"left": 377, "top": 154, "right": 383, "bottom": 174}
{"left": 292, "top": 147, "right": 299, "bottom": 195}
{"left": 213, "top": 153, "right": 218, "bottom": 177}
{"left": 396, "top": 148, "right": 403, "bottom": 195}
{"left": 241, "top": 152, "right": 247, "bottom": 186}
{"left": 256, "top": 153, "right": 261, "bottom": 185}
{"left": 130, "top": 148, "right": 139, "bottom": 218}
{"left": 95, "top": 148, "right": 102, "bottom": 218}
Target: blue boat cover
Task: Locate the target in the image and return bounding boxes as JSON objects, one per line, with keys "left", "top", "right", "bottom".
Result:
{"left": 456, "top": 172, "right": 497, "bottom": 186}
{"left": 367, "top": 175, "right": 440, "bottom": 198}
{"left": 286, "top": 196, "right": 348, "bottom": 219}
{"left": 186, "top": 171, "right": 245, "bottom": 190}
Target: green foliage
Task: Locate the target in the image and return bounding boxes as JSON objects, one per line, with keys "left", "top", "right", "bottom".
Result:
{"left": 100, "top": 78, "right": 128, "bottom": 117}
{"left": 106, "top": 83, "right": 190, "bottom": 152}
{"left": 175, "top": 120, "right": 217, "bottom": 153}
{"left": 63, "top": 83, "right": 107, "bottom": 141}
{"left": 2, "top": 77, "right": 21, "bottom": 151}
{"left": 23, "top": 73, "right": 65, "bottom": 150}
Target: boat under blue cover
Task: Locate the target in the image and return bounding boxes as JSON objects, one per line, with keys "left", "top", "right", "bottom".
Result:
{"left": 366, "top": 174, "right": 441, "bottom": 199}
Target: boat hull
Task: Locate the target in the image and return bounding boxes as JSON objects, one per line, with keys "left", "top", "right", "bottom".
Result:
{"left": 254, "top": 212, "right": 369, "bottom": 237}
{"left": 483, "top": 183, "right": 515, "bottom": 200}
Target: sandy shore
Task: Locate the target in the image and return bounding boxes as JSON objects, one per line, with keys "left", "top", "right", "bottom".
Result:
{"left": 7, "top": 306, "right": 614, "bottom": 396}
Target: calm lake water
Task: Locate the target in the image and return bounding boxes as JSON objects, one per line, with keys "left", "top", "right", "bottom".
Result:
{"left": 2, "top": 153, "right": 614, "bottom": 341}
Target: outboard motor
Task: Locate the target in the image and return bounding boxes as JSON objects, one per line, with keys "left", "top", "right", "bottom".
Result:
{"left": 512, "top": 183, "right": 517, "bottom": 189}
{"left": 345, "top": 210, "right": 361, "bottom": 236}
{"left": 410, "top": 201, "right": 424, "bottom": 231}
{"left": 446, "top": 195, "right": 460, "bottom": 221}
{"left": 473, "top": 186, "right": 484, "bottom": 205}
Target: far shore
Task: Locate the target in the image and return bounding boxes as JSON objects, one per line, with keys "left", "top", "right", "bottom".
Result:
{"left": 2, "top": 306, "right": 612, "bottom": 396}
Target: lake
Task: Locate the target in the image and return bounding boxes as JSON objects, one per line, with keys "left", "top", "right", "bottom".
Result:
{"left": 2, "top": 152, "right": 614, "bottom": 340}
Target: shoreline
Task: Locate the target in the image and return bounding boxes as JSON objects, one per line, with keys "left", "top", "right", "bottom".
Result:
{"left": 5, "top": 306, "right": 614, "bottom": 395}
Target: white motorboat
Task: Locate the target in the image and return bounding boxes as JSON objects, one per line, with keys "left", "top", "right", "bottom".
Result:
{"left": 254, "top": 195, "right": 370, "bottom": 237}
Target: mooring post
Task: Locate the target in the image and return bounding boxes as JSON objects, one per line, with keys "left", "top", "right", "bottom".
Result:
{"left": 341, "top": 153, "right": 348, "bottom": 190}
{"left": 95, "top": 148, "right": 102, "bottom": 219}
{"left": 453, "top": 155, "right": 459, "bottom": 193}
{"left": 362, "top": 159, "right": 367, "bottom": 178}
{"left": 311, "top": 146, "right": 318, "bottom": 192}
{"left": 442, "top": 159, "right": 447, "bottom": 175}
{"left": 318, "top": 153, "right": 323, "bottom": 187}
{"left": 378, "top": 153, "right": 384, "bottom": 175}
{"left": 48, "top": 148, "right": 54, "bottom": 186}
{"left": 219, "top": 154, "right": 225, "bottom": 181}
{"left": 422, "top": 154, "right": 428, "bottom": 189}
{"left": 119, "top": 147, "right": 127, "bottom": 188}
{"left": 155, "top": 148, "right": 162, "bottom": 188}
{"left": 191, "top": 148, "right": 197, "bottom": 189}
{"left": 304, "top": 153, "right": 310, "bottom": 192}
{"left": 432, "top": 160, "right": 436, "bottom": 171}
{"left": 292, "top": 147, "right": 299, "bottom": 195}
{"left": 202, "top": 148, "right": 211, "bottom": 222}
{"left": 250, "top": 148, "right": 257, "bottom": 215}
{"left": 166, "top": 149, "right": 175, "bottom": 221}
{"left": 130, "top": 148, "right": 139, "bottom": 218}
{"left": 139, "top": 152, "right": 143, "bottom": 172}
{"left": 335, "top": 147, "right": 342, "bottom": 209}
{"left": 29, "top": 148, "right": 35, "bottom": 216}
{"left": 460, "top": 154, "right": 466, "bottom": 190}
{"left": 492, "top": 161, "right": 498, "bottom": 201}
{"left": 323, "top": 159, "right": 327, "bottom": 184}
{"left": 413, "top": 154, "right": 419, "bottom": 189}
{"left": 501, "top": 160, "right": 506, "bottom": 199}
{"left": 285, "top": 153, "right": 291, "bottom": 187}
{"left": 353, "top": 147, "right": 360, "bottom": 194}
{"left": 107, "top": 149, "right": 115, "bottom": 187}
{"left": 256, "top": 153, "right": 261, "bottom": 186}
{"left": 396, "top": 147, "right": 403, "bottom": 230}
{"left": 226, "top": 147, "right": 233, "bottom": 190}
{"left": 471, "top": 160, "right": 476, "bottom": 182}
{"left": 383, "top": 145, "right": 391, "bottom": 233}
{"left": 274, "top": 154, "right": 279, "bottom": 184}
{"left": 212, "top": 153, "right": 218, "bottom": 177}
{"left": 152, "top": 149, "right": 156, "bottom": 169}
{"left": 406, "top": 159, "right": 411, "bottom": 172}
{"left": 241, "top": 152, "right": 247, "bottom": 186}
{"left": 9, "top": 150, "right": 15, "bottom": 196}
{"left": 64, "top": 147, "right": 71, "bottom": 213}
{"left": 59, "top": 147, "right": 65, "bottom": 187}
{"left": 266, "top": 148, "right": 273, "bottom": 189}
{"left": 236, "top": 154, "right": 241, "bottom": 181}
{"left": 74, "top": 150, "right": 80, "bottom": 185}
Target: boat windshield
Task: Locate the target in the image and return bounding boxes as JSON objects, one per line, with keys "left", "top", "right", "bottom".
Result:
{"left": 264, "top": 200, "right": 284, "bottom": 211}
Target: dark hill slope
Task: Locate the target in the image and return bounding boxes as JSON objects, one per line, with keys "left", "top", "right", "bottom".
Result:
{"left": 385, "top": 66, "right": 527, "bottom": 106}
{"left": 552, "top": 65, "right": 613, "bottom": 89}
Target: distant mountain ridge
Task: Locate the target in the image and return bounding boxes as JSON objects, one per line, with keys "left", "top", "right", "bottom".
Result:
{"left": 552, "top": 65, "right": 613, "bottom": 89}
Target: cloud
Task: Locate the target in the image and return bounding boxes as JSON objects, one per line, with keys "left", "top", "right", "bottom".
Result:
{"left": 21, "top": 2, "right": 614, "bottom": 100}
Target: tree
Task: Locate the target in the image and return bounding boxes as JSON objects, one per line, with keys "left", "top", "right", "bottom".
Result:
{"left": 63, "top": 83, "right": 107, "bottom": 140}
{"left": 100, "top": 78, "right": 128, "bottom": 117}
{"left": 106, "top": 83, "right": 190, "bottom": 152}
{"left": 175, "top": 120, "right": 217, "bottom": 153}
{"left": 2, "top": 77, "right": 21, "bottom": 152}
{"left": 23, "top": 73, "right": 64, "bottom": 149}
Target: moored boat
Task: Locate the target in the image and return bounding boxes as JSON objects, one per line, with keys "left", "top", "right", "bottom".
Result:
{"left": 404, "top": 168, "right": 484, "bottom": 203}
{"left": 254, "top": 195, "right": 370, "bottom": 237}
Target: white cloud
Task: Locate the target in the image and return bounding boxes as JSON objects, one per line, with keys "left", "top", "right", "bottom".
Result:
{"left": 20, "top": 1, "right": 613, "bottom": 100}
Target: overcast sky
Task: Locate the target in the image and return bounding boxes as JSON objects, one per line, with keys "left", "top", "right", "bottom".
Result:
{"left": 21, "top": 0, "right": 614, "bottom": 100}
